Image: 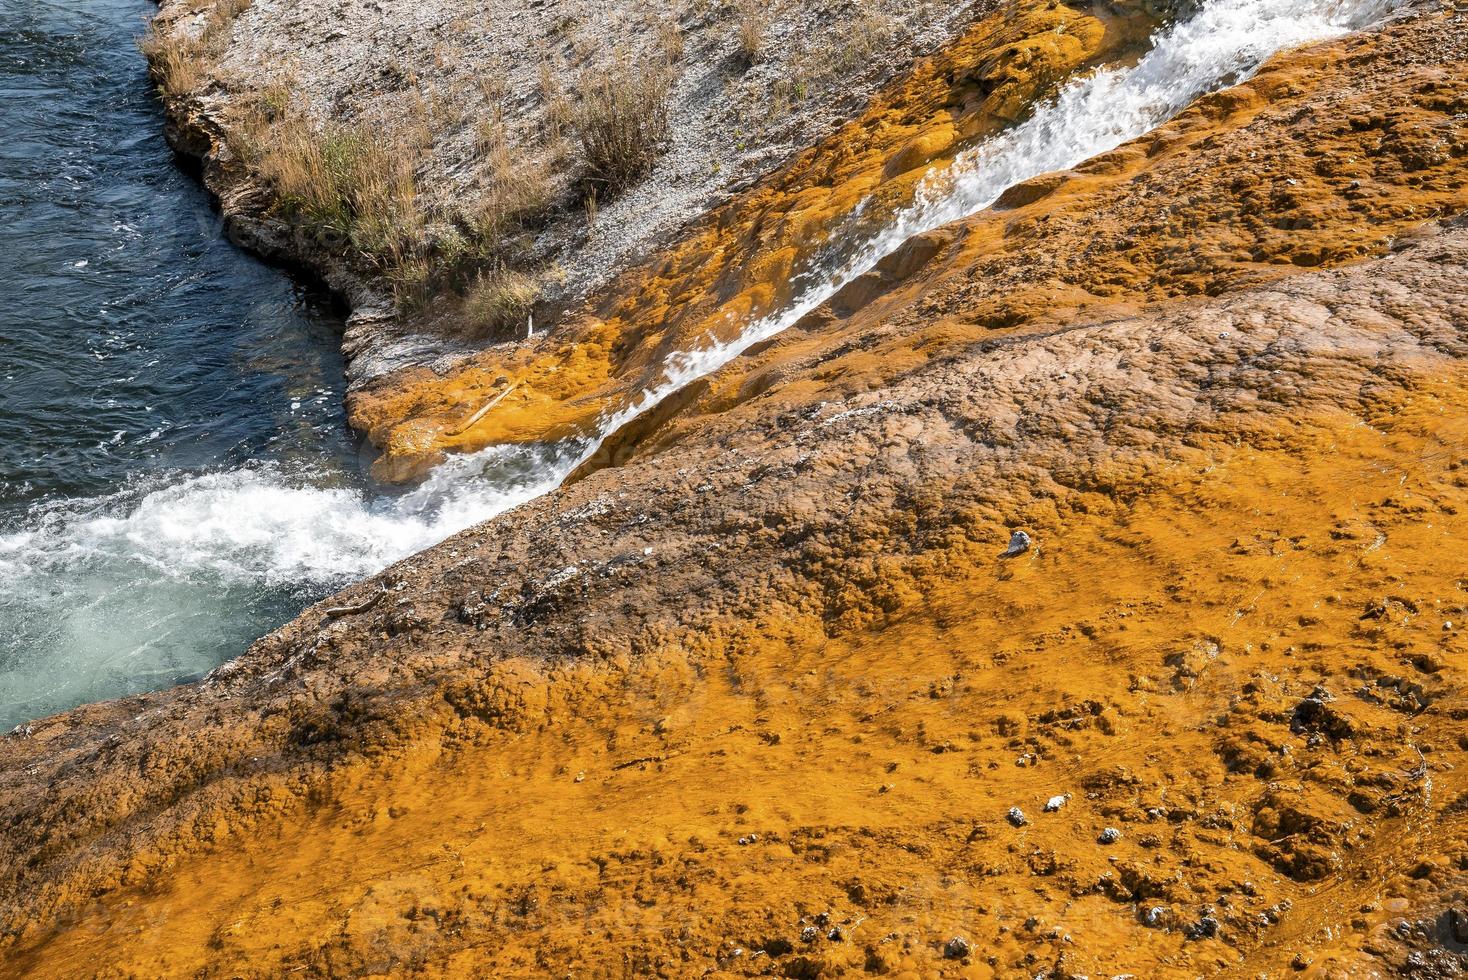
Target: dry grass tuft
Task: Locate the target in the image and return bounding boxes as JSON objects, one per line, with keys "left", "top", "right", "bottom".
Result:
{"left": 461, "top": 265, "right": 540, "bottom": 339}
{"left": 139, "top": 29, "right": 206, "bottom": 98}
{"left": 651, "top": 12, "right": 686, "bottom": 64}
{"left": 227, "top": 84, "right": 556, "bottom": 313}
{"left": 571, "top": 57, "right": 671, "bottom": 198}
{"left": 254, "top": 117, "right": 424, "bottom": 269}
{"left": 734, "top": 0, "right": 767, "bottom": 67}
{"left": 473, "top": 121, "right": 557, "bottom": 253}
{"left": 138, "top": 0, "right": 253, "bottom": 99}
{"left": 537, "top": 52, "right": 573, "bottom": 144}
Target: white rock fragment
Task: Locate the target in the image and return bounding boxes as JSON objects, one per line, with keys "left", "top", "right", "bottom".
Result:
{"left": 1002, "top": 530, "right": 1033, "bottom": 557}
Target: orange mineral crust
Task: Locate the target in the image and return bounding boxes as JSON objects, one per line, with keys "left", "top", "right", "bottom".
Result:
{"left": 4, "top": 3, "right": 1468, "bottom": 978}
{"left": 3, "top": 211, "right": 1467, "bottom": 974}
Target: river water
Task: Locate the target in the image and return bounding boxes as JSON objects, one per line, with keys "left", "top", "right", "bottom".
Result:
{"left": 0, "top": 0, "right": 1400, "bottom": 731}
{"left": 0, "top": 0, "right": 574, "bottom": 731}
{"left": 0, "top": 0, "right": 363, "bottom": 725}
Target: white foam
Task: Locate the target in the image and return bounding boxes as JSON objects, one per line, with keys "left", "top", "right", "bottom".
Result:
{"left": 2, "top": 443, "right": 581, "bottom": 589}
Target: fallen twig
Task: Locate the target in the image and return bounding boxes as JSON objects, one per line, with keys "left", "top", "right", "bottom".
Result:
{"left": 451, "top": 382, "right": 520, "bottom": 436}
{"left": 321, "top": 589, "right": 385, "bottom": 619}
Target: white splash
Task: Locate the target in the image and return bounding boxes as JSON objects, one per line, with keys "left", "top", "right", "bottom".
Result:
{"left": 0, "top": 443, "right": 580, "bottom": 723}
{"left": 1, "top": 443, "right": 578, "bottom": 589}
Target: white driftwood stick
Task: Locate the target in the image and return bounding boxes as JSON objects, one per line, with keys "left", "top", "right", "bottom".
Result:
{"left": 452, "top": 382, "right": 520, "bottom": 436}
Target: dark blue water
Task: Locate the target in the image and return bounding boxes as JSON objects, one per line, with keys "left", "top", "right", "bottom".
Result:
{"left": 0, "top": 0, "right": 362, "bottom": 726}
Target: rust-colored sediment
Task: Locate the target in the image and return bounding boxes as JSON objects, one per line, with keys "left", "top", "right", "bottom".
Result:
{"left": 5, "top": 218, "right": 1467, "bottom": 976}
{"left": 2, "top": 5, "right": 1467, "bottom": 978}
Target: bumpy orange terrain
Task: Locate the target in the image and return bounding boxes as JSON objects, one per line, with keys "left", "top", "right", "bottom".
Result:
{"left": 3, "top": 3, "right": 1468, "bottom": 978}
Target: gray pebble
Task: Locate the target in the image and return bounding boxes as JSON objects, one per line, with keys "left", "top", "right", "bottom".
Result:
{"left": 1001, "top": 530, "right": 1033, "bottom": 557}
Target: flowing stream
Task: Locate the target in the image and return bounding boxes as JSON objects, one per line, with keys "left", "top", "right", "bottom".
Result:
{"left": 0, "top": 0, "right": 1399, "bottom": 730}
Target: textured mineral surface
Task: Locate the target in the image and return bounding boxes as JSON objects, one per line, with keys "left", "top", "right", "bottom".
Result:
{"left": 3, "top": 0, "right": 1467, "bottom": 976}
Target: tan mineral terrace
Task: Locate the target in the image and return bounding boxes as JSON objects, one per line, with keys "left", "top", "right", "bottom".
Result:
{"left": 3, "top": 0, "right": 1468, "bottom": 976}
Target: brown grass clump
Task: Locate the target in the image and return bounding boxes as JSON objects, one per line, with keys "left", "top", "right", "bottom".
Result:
{"left": 138, "top": 0, "right": 252, "bottom": 99}
{"left": 138, "top": 28, "right": 206, "bottom": 98}
{"left": 462, "top": 265, "right": 540, "bottom": 339}
{"left": 571, "top": 57, "right": 672, "bottom": 198}
{"left": 651, "top": 12, "right": 686, "bottom": 64}
{"left": 537, "top": 53, "right": 573, "bottom": 144}
{"left": 254, "top": 117, "right": 424, "bottom": 270}
{"left": 473, "top": 121, "right": 558, "bottom": 253}
{"left": 735, "top": 0, "right": 768, "bottom": 66}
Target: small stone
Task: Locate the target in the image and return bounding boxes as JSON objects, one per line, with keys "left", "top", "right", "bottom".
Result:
{"left": 1185, "top": 914, "right": 1221, "bottom": 940}
{"left": 1043, "top": 794, "right": 1069, "bottom": 812}
{"left": 1144, "top": 906, "right": 1168, "bottom": 927}
{"left": 801, "top": 926, "right": 820, "bottom": 944}
{"left": 1450, "top": 907, "right": 1468, "bottom": 944}
{"left": 1098, "top": 827, "right": 1122, "bottom": 845}
{"left": 1007, "top": 806, "right": 1028, "bottom": 827}
{"left": 943, "top": 936, "right": 971, "bottom": 960}
{"left": 827, "top": 926, "right": 843, "bottom": 942}
{"left": 1001, "top": 530, "right": 1033, "bottom": 557}
{"left": 1445, "top": 621, "right": 1454, "bottom": 631}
